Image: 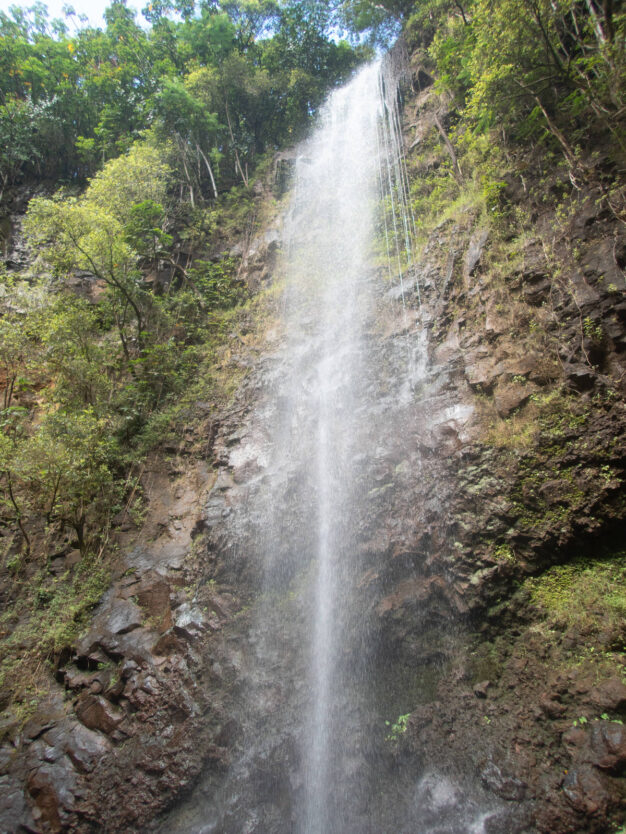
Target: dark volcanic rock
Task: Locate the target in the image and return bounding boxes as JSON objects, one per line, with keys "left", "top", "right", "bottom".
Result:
{"left": 588, "top": 677, "right": 626, "bottom": 711}
{"left": 75, "top": 693, "right": 124, "bottom": 735}
{"left": 562, "top": 766, "right": 609, "bottom": 815}
{"left": 481, "top": 761, "right": 527, "bottom": 801}
{"left": 589, "top": 722, "right": 626, "bottom": 772}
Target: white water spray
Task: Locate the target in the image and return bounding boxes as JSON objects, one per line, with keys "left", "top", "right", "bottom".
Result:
{"left": 159, "top": 55, "right": 502, "bottom": 834}
{"left": 271, "top": 59, "right": 417, "bottom": 833}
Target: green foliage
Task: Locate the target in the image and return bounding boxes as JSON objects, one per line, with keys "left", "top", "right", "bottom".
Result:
{"left": 424, "top": 0, "right": 625, "bottom": 165}
{"left": 190, "top": 256, "right": 245, "bottom": 308}
{"left": 25, "top": 141, "right": 172, "bottom": 345}
{"left": 338, "top": 0, "right": 411, "bottom": 46}
{"left": 385, "top": 712, "right": 410, "bottom": 740}
{"left": 0, "top": 0, "right": 372, "bottom": 729}
{"left": 0, "top": 0, "right": 365, "bottom": 194}
{"left": 11, "top": 410, "right": 119, "bottom": 552}
{"left": 124, "top": 200, "right": 173, "bottom": 258}
{"left": 526, "top": 554, "right": 626, "bottom": 640}
{"left": 583, "top": 316, "right": 604, "bottom": 344}
{"left": 0, "top": 551, "right": 111, "bottom": 721}
{"left": 39, "top": 297, "right": 113, "bottom": 409}
{"left": 493, "top": 543, "right": 515, "bottom": 563}
{"left": 0, "top": 97, "right": 40, "bottom": 191}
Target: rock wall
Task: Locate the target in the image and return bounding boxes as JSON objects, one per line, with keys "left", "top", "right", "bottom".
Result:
{"left": 1, "top": 45, "right": 625, "bottom": 834}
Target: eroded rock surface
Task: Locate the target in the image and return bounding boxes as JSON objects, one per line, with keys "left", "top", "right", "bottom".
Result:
{"left": 1, "top": 49, "right": 625, "bottom": 834}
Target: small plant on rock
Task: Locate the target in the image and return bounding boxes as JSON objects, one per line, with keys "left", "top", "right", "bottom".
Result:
{"left": 385, "top": 712, "right": 410, "bottom": 741}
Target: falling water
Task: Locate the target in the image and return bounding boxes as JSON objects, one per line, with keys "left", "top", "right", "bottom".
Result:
{"left": 278, "top": 57, "right": 416, "bottom": 832}
{"left": 292, "top": 63, "right": 381, "bottom": 834}
{"left": 161, "top": 53, "right": 499, "bottom": 834}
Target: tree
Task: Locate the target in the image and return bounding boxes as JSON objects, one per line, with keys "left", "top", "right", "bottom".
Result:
{"left": 151, "top": 77, "right": 221, "bottom": 200}
{"left": 25, "top": 142, "right": 171, "bottom": 357}
{"left": 428, "top": 0, "right": 625, "bottom": 159}
{"left": 11, "top": 410, "right": 118, "bottom": 554}
{"left": 39, "top": 297, "right": 113, "bottom": 410}
{"left": 0, "top": 98, "right": 39, "bottom": 196}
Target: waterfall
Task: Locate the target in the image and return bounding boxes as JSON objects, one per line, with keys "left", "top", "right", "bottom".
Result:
{"left": 160, "top": 55, "right": 498, "bottom": 834}
{"left": 279, "top": 59, "right": 412, "bottom": 833}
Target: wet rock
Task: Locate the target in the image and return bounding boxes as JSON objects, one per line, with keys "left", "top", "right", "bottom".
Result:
{"left": 0, "top": 746, "right": 15, "bottom": 776}
{"left": 464, "top": 228, "right": 489, "bottom": 281}
{"left": 562, "top": 725, "right": 588, "bottom": 758}
{"left": 22, "top": 696, "right": 67, "bottom": 740}
{"left": 174, "top": 602, "right": 207, "bottom": 640}
{"left": 540, "top": 696, "right": 566, "bottom": 718}
{"left": 100, "top": 598, "right": 144, "bottom": 636}
{"left": 581, "top": 237, "right": 625, "bottom": 284}
{"left": 473, "top": 680, "right": 491, "bottom": 699}
{"left": 494, "top": 383, "right": 534, "bottom": 417}
{"left": 484, "top": 807, "right": 534, "bottom": 834}
{"left": 27, "top": 760, "right": 77, "bottom": 833}
{"left": 133, "top": 572, "right": 173, "bottom": 633}
{"left": 588, "top": 721, "right": 626, "bottom": 771}
{"left": 264, "top": 227, "right": 281, "bottom": 252}
{"left": 465, "top": 356, "right": 501, "bottom": 392}
{"left": 152, "top": 629, "right": 185, "bottom": 657}
{"left": 480, "top": 761, "right": 527, "bottom": 800}
{"left": 570, "top": 191, "right": 611, "bottom": 231}
{"left": 484, "top": 305, "right": 509, "bottom": 337}
{"left": 413, "top": 773, "right": 465, "bottom": 823}
{"left": 0, "top": 774, "right": 27, "bottom": 833}
{"left": 588, "top": 677, "right": 626, "bottom": 711}
{"left": 537, "top": 479, "right": 577, "bottom": 506}
{"left": 273, "top": 151, "right": 297, "bottom": 196}
{"left": 522, "top": 277, "right": 551, "bottom": 305}
{"left": 562, "top": 766, "right": 609, "bottom": 814}
{"left": 566, "top": 364, "right": 596, "bottom": 390}
{"left": 45, "top": 721, "right": 112, "bottom": 773}
{"left": 75, "top": 693, "right": 124, "bottom": 735}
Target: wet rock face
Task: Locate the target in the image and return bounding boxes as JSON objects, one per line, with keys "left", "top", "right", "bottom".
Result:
{"left": 3, "top": 62, "right": 626, "bottom": 834}
{"left": 0, "top": 457, "right": 239, "bottom": 834}
{"left": 161, "top": 140, "right": 626, "bottom": 830}
{"left": 147, "top": 176, "right": 625, "bottom": 832}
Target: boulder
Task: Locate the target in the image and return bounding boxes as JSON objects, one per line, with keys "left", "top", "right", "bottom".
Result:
{"left": 589, "top": 721, "right": 626, "bottom": 772}
{"left": 27, "top": 760, "right": 77, "bottom": 833}
{"left": 465, "top": 356, "right": 502, "bottom": 392}
{"left": 152, "top": 629, "right": 185, "bottom": 657}
{"left": 540, "top": 696, "right": 566, "bottom": 718}
{"left": 135, "top": 574, "right": 173, "bottom": 633}
{"left": 75, "top": 693, "right": 123, "bottom": 735}
{"left": 480, "top": 761, "right": 527, "bottom": 801}
{"left": 45, "top": 721, "right": 112, "bottom": 773}
{"left": 464, "top": 228, "right": 489, "bottom": 282}
{"left": 566, "top": 364, "right": 596, "bottom": 391}
{"left": 0, "top": 775, "right": 28, "bottom": 834}
{"left": 174, "top": 602, "right": 207, "bottom": 640}
{"left": 588, "top": 677, "right": 626, "bottom": 711}
{"left": 494, "top": 383, "right": 534, "bottom": 417}
{"left": 562, "top": 766, "right": 608, "bottom": 815}
{"left": 99, "top": 598, "right": 144, "bottom": 636}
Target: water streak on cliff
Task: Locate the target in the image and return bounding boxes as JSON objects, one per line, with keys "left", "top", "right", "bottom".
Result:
{"left": 274, "top": 58, "right": 415, "bottom": 832}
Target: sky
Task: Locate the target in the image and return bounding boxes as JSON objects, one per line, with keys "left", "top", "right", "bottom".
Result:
{"left": 0, "top": 0, "right": 145, "bottom": 30}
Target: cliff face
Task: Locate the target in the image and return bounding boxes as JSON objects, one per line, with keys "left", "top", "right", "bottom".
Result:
{"left": 373, "top": 48, "right": 626, "bottom": 833}
{"left": 1, "top": 44, "right": 625, "bottom": 834}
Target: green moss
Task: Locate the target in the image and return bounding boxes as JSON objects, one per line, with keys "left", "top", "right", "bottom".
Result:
{"left": 525, "top": 554, "right": 626, "bottom": 638}
{"left": 493, "top": 543, "right": 515, "bottom": 563}
{"left": 483, "top": 386, "right": 592, "bottom": 451}
{"left": 0, "top": 552, "right": 111, "bottom": 728}
{"left": 468, "top": 638, "right": 505, "bottom": 683}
